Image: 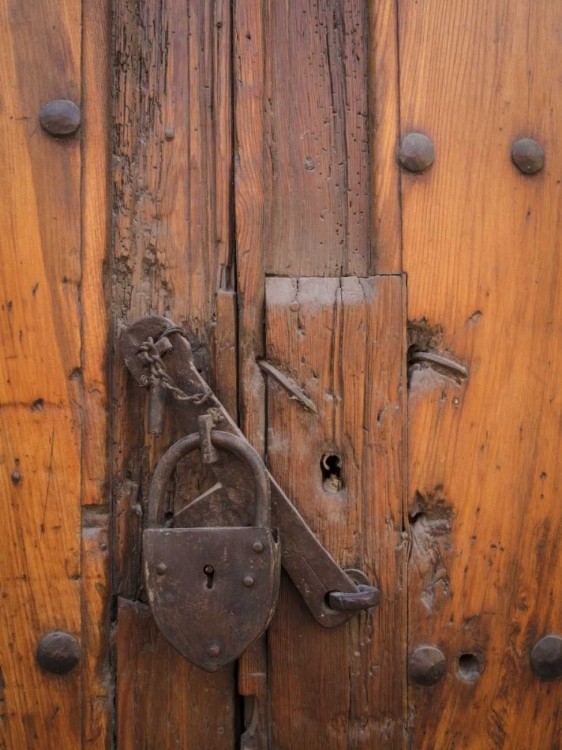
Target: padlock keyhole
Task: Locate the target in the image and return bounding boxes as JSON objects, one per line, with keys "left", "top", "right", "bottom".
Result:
{"left": 203, "top": 564, "right": 215, "bottom": 589}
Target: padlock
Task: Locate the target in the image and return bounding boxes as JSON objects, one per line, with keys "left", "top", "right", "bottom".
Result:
{"left": 143, "top": 430, "right": 281, "bottom": 672}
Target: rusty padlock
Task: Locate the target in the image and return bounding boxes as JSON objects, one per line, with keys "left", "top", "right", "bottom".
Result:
{"left": 143, "top": 430, "right": 281, "bottom": 672}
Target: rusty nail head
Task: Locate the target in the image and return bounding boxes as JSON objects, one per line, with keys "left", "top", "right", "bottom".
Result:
{"left": 207, "top": 643, "right": 221, "bottom": 658}
{"left": 511, "top": 138, "right": 544, "bottom": 175}
{"left": 253, "top": 541, "right": 264, "bottom": 553}
{"left": 164, "top": 128, "right": 175, "bottom": 140}
{"left": 531, "top": 634, "right": 562, "bottom": 681}
{"left": 398, "top": 133, "right": 435, "bottom": 173}
{"left": 290, "top": 302, "right": 300, "bottom": 312}
{"left": 408, "top": 644, "right": 447, "bottom": 687}
{"left": 243, "top": 575, "right": 255, "bottom": 588}
{"left": 156, "top": 563, "right": 167, "bottom": 575}
{"left": 39, "top": 100, "right": 81, "bottom": 137}
{"left": 36, "top": 631, "right": 80, "bottom": 675}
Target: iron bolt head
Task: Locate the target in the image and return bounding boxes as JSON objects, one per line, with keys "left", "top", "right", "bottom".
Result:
{"left": 531, "top": 634, "right": 562, "bottom": 681}
{"left": 243, "top": 575, "right": 255, "bottom": 588}
{"left": 290, "top": 302, "right": 300, "bottom": 312}
{"left": 408, "top": 644, "right": 447, "bottom": 687}
{"left": 39, "top": 99, "right": 81, "bottom": 137}
{"left": 36, "top": 631, "right": 80, "bottom": 675}
{"left": 252, "top": 541, "right": 264, "bottom": 553}
{"left": 164, "top": 128, "right": 175, "bottom": 140}
{"left": 207, "top": 644, "right": 221, "bottom": 658}
{"left": 156, "top": 563, "right": 167, "bottom": 575}
{"left": 511, "top": 138, "right": 544, "bottom": 175}
{"left": 398, "top": 133, "right": 435, "bottom": 173}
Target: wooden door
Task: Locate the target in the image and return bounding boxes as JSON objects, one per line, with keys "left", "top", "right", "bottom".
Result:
{"left": 1, "top": 1, "right": 561, "bottom": 748}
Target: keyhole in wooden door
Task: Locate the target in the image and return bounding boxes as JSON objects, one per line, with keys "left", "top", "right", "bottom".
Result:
{"left": 203, "top": 564, "right": 215, "bottom": 589}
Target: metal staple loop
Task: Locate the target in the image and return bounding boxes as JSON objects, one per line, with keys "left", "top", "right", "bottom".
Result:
{"left": 137, "top": 335, "right": 211, "bottom": 406}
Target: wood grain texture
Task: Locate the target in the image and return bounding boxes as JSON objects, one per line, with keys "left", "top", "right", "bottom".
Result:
{"left": 116, "top": 599, "right": 235, "bottom": 750}
{"left": 263, "top": 0, "right": 371, "bottom": 278}
{"left": 400, "top": 1, "right": 562, "bottom": 746}
{"left": 0, "top": 0, "right": 83, "bottom": 746}
{"left": 82, "top": 0, "right": 112, "bottom": 744}
{"left": 112, "top": 0, "right": 236, "bottom": 744}
{"left": 265, "top": 276, "right": 407, "bottom": 749}
{"left": 368, "top": 0, "right": 401, "bottom": 273}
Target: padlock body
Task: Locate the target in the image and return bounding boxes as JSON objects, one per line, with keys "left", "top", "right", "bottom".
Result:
{"left": 144, "top": 526, "right": 280, "bottom": 672}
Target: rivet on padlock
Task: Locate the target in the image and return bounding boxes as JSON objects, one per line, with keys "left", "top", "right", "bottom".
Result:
{"left": 143, "top": 430, "right": 281, "bottom": 672}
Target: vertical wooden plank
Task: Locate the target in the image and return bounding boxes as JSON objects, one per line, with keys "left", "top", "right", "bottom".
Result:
{"left": 82, "top": 0, "right": 111, "bottom": 744}
{"left": 265, "top": 276, "right": 407, "bottom": 748}
{"left": 0, "top": 0, "right": 83, "bottom": 746}
{"left": 234, "top": 2, "right": 270, "bottom": 743}
{"left": 400, "top": 0, "right": 562, "bottom": 746}
{"left": 368, "top": 0, "right": 402, "bottom": 273}
{"left": 264, "top": 0, "right": 371, "bottom": 278}
{"left": 117, "top": 599, "right": 235, "bottom": 750}
{"left": 112, "top": 0, "right": 236, "bottom": 745}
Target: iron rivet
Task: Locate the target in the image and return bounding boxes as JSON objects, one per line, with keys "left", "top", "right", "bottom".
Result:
{"left": 398, "top": 133, "right": 435, "bottom": 173}
{"left": 408, "top": 644, "right": 447, "bottom": 687}
{"left": 207, "top": 644, "right": 221, "bottom": 658}
{"left": 531, "top": 634, "right": 562, "bottom": 681}
{"left": 511, "top": 138, "right": 544, "bottom": 175}
{"left": 156, "top": 563, "right": 167, "bottom": 576}
{"left": 36, "top": 631, "right": 80, "bottom": 675}
{"left": 290, "top": 302, "right": 300, "bottom": 312}
{"left": 39, "top": 100, "right": 81, "bottom": 137}
{"left": 252, "top": 541, "right": 264, "bottom": 553}
{"left": 243, "top": 575, "right": 255, "bottom": 588}
{"left": 164, "top": 128, "right": 175, "bottom": 140}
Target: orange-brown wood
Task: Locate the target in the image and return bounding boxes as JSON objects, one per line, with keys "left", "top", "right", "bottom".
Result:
{"left": 112, "top": 0, "right": 236, "bottom": 744}
{"left": 265, "top": 276, "right": 407, "bottom": 748}
{"left": 368, "top": 0, "right": 402, "bottom": 273}
{"left": 0, "top": 1, "right": 86, "bottom": 746}
{"left": 400, "top": 1, "right": 562, "bottom": 746}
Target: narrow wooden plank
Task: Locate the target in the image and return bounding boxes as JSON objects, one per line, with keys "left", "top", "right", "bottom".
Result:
{"left": 82, "top": 0, "right": 111, "bottom": 744}
{"left": 400, "top": 1, "right": 562, "bottom": 745}
{"left": 264, "top": 1, "right": 370, "bottom": 277}
{"left": 368, "top": 0, "right": 401, "bottom": 273}
{"left": 265, "top": 276, "right": 407, "bottom": 748}
{"left": 116, "top": 599, "right": 235, "bottom": 750}
{"left": 0, "top": 0, "right": 83, "bottom": 746}
{"left": 234, "top": 4, "right": 270, "bottom": 744}
{"left": 212, "top": 289, "right": 239, "bottom": 422}
{"left": 82, "top": 523, "right": 111, "bottom": 749}
{"left": 112, "top": 0, "right": 235, "bottom": 744}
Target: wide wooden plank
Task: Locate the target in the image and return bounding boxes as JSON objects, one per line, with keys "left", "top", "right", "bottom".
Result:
{"left": 0, "top": 0, "right": 83, "bottom": 746}
{"left": 400, "top": 0, "right": 562, "bottom": 746}
{"left": 112, "top": 0, "right": 235, "bottom": 744}
{"left": 265, "top": 276, "right": 407, "bottom": 748}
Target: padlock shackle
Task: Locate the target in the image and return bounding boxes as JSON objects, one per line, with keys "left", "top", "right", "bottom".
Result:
{"left": 147, "top": 431, "right": 271, "bottom": 528}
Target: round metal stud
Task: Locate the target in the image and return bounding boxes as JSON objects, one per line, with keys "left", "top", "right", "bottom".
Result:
{"left": 398, "top": 133, "right": 435, "bottom": 173}
{"left": 156, "top": 563, "right": 167, "bottom": 576}
{"left": 408, "top": 644, "right": 447, "bottom": 687}
{"left": 207, "top": 643, "right": 221, "bottom": 658}
{"left": 36, "top": 631, "right": 80, "bottom": 675}
{"left": 252, "top": 541, "right": 264, "bottom": 553}
{"left": 39, "top": 99, "right": 81, "bottom": 137}
{"left": 511, "top": 138, "right": 544, "bottom": 175}
{"left": 531, "top": 634, "right": 562, "bottom": 682}
{"left": 243, "top": 575, "right": 255, "bottom": 588}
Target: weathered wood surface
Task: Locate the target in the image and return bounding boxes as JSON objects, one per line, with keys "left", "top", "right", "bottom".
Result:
{"left": 265, "top": 277, "right": 407, "bottom": 748}
{"left": 116, "top": 599, "right": 235, "bottom": 750}
{"left": 0, "top": 0, "right": 110, "bottom": 746}
{"left": 112, "top": 0, "right": 236, "bottom": 745}
{"left": 401, "top": 0, "right": 562, "bottom": 746}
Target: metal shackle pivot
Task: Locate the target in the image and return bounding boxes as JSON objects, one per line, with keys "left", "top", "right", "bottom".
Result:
{"left": 147, "top": 431, "right": 271, "bottom": 528}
